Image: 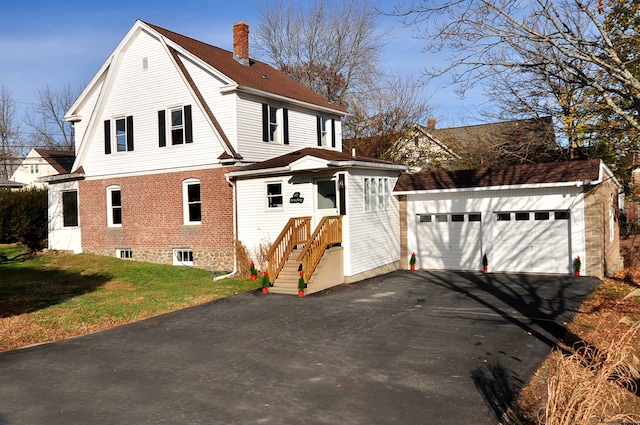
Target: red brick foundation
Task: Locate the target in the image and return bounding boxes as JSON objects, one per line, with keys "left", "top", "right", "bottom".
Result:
{"left": 79, "top": 167, "right": 235, "bottom": 270}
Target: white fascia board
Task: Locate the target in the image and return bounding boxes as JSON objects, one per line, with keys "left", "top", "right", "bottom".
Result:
{"left": 225, "top": 166, "right": 292, "bottom": 179}
{"left": 392, "top": 180, "right": 589, "bottom": 195}
{"left": 328, "top": 160, "right": 407, "bottom": 172}
{"left": 220, "top": 85, "right": 346, "bottom": 117}
{"left": 84, "top": 163, "right": 230, "bottom": 181}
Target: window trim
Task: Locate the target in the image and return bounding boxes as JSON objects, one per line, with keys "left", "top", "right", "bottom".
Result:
{"left": 364, "top": 177, "right": 389, "bottom": 211}
{"left": 106, "top": 185, "right": 122, "bottom": 227}
{"left": 317, "top": 116, "right": 336, "bottom": 147}
{"left": 173, "top": 248, "right": 194, "bottom": 266}
{"left": 266, "top": 181, "right": 284, "bottom": 210}
{"left": 182, "top": 178, "right": 202, "bottom": 225}
{"left": 159, "top": 105, "right": 193, "bottom": 147}
{"left": 262, "top": 104, "right": 289, "bottom": 144}
{"left": 116, "top": 249, "right": 133, "bottom": 259}
{"left": 62, "top": 190, "right": 79, "bottom": 228}
{"left": 104, "top": 116, "right": 134, "bottom": 154}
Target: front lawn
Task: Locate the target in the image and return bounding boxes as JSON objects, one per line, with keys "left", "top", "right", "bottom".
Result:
{"left": 0, "top": 244, "right": 260, "bottom": 351}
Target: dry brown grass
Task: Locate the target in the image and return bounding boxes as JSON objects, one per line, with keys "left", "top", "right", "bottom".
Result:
{"left": 542, "top": 323, "right": 640, "bottom": 425}
{"left": 512, "top": 272, "right": 640, "bottom": 424}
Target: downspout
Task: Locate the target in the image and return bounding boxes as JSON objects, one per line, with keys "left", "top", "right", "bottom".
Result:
{"left": 214, "top": 174, "right": 238, "bottom": 281}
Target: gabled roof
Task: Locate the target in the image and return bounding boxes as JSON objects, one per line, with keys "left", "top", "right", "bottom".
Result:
{"left": 33, "top": 149, "right": 75, "bottom": 174}
{"left": 144, "top": 22, "right": 346, "bottom": 114}
{"left": 228, "top": 147, "right": 405, "bottom": 178}
{"left": 0, "top": 178, "right": 25, "bottom": 189}
{"left": 394, "top": 159, "right": 604, "bottom": 192}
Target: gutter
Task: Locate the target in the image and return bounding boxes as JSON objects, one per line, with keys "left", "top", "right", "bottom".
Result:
{"left": 393, "top": 180, "right": 598, "bottom": 196}
{"left": 214, "top": 174, "right": 239, "bottom": 281}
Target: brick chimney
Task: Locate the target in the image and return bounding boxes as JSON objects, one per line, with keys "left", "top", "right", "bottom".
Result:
{"left": 233, "top": 22, "right": 250, "bottom": 66}
{"left": 426, "top": 116, "right": 436, "bottom": 130}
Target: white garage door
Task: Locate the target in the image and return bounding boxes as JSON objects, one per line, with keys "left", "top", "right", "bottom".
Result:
{"left": 492, "top": 211, "right": 570, "bottom": 273}
{"left": 416, "top": 213, "right": 483, "bottom": 270}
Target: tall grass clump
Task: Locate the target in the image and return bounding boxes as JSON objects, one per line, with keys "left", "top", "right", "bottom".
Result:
{"left": 542, "top": 322, "right": 640, "bottom": 425}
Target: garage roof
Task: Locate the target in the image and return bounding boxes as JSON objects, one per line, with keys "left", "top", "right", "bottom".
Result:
{"left": 394, "top": 159, "right": 602, "bottom": 192}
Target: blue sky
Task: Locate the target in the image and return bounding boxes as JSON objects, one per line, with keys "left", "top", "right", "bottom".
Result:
{"left": 1, "top": 0, "right": 485, "bottom": 129}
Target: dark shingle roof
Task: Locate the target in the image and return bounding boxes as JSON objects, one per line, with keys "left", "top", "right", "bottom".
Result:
{"left": 144, "top": 22, "right": 346, "bottom": 113}
{"left": 236, "top": 148, "right": 398, "bottom": 172}
{"left": 33, "top": 149, "right": 75, "bottom": 174}
{"left": 394, "top": 159, "right": 601, "bottom": 192}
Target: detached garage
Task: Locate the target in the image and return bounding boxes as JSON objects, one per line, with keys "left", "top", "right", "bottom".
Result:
{"left": 395, "top": 159, "right": 623, "bottom": 278}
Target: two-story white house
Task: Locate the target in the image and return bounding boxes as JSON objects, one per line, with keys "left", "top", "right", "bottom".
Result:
{"left": 10, "top": 149, "right": 75, "bottom": 189}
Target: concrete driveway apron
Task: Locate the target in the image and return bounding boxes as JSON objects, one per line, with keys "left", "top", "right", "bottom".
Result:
{"left": 0, "top": 270, "right": 598, "bottom": 425}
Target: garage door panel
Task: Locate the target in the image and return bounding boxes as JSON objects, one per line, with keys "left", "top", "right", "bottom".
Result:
{"left": 493, "top": 211, "right": 570, "bottom": 274}
{"left": 417, "top": 213, "right": 482, "bottom": 270}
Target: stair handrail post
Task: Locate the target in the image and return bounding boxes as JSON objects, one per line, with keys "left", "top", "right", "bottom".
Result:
{"left": 265, "top": 217, "right": 311, "bottom": 284}
{"left": 296, "top": 216, "right": 342, "bottom": 283}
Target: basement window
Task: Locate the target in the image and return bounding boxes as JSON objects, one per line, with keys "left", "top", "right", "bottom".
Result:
{"left": 173, "top": 249, "right": 194, "bottom": 266}
{"left": 116, "top": 249, "right": 133, "bottom": 259}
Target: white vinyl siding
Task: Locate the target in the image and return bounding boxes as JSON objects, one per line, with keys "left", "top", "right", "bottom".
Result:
{"left": 344, "top": 171, "right": 401, "bottom": 277}
{"left": 81, "top": 30, "right": 227, "bottom": 178}
{"left": 47, "top": 180, "right": 83, "bottom": 254}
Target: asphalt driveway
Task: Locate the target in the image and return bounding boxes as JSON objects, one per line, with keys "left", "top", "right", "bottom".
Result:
{"left": 0, "top": 270, "right": 599, "bottom": 425}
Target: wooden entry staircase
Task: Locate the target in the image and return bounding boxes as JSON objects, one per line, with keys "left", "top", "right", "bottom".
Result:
{"left": 265, "top": 216, "right": 343, "bottom": 295}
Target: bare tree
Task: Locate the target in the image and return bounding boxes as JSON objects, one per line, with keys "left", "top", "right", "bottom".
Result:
{"left": 26, "top": 83, "right": 77, "bottom": 151}
{"left": 394, "top": 1, "right": 640, "bottom": 163}
{"left": 0, "top": 85, "right": 20, "bottom": 179}
{"left": 343, "top": 72, "right": 432, "bottom": 160}
{"left": 254, "top": 0, "right": 385, "bottom": 106}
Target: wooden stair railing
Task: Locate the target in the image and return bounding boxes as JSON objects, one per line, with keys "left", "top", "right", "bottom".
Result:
{"left": 296, "top": 216, "right": 342, "bottom": 283}
{"left": 265, "top": 217, "right": 311, "bottom": 283}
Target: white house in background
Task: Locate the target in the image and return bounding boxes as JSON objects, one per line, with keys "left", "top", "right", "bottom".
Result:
{"left": 10, "top": 149, "right": 75, "bottom": 189}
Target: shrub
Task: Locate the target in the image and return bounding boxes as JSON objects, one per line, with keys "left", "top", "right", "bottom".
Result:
{"left": 0, "top": 189, "right": 48, "bottom": 252}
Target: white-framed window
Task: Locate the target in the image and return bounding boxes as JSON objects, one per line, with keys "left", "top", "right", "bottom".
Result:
{"left": 182, "top": 179, "right": 202, "bottom": 225}
{"left": 317, "top": 116, "right": 336, "bottom": 147}
{"left": 365, "top": 177, "right": 389, "bottom": 211}
{"left": 173, "top": 248, "right": 194, "bottom": 266}
{"left": 106, "top": 185, "right": 122, "bottom": 227}
{"left": 30, "top": 164, "right": 39, "bottom": 174}
{"left": 262, "top": 104, "right": 289, "bottom": 144}
{"left": 116, "top": 249, "right": 133, "bottom": 259}
{"left": 104, "top": 116, "right": 134, "bottom": 154}
{"left": 266, "top": 182, "right": 284, "bottom": 209}
{"left": 158, "top": 105, "right": 193, "bottom": 147}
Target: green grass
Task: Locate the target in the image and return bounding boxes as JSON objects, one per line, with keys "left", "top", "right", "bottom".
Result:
{"left": 0, "top": 244, "right": 261, "bottom": 351}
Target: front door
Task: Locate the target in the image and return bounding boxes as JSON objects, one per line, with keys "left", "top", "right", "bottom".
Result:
{"left": 314, "top": 178, "right": 338, "bottom": 226}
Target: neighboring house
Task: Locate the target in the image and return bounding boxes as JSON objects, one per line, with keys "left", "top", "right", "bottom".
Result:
{"left": 0, "top": 178, "right": 26, "bottom": 191}
{"left": 394, "top": 159, "right": 623, "bottom": 279}
{"left": 389, "top": 116, "right": 558, "bottom": 171}
{"left": 9, "top": 149, "right": 75, "bottom": 189}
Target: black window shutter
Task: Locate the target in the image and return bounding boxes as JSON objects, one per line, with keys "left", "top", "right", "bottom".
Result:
{"left": 158, "top": 110, "right": 166, "bottom": 147}
{"left": 283, "top": 108, "right": 289, "bottom": 145}
{"left": 126, "top": 116, "right": 134, "bottom": 151}
{"left": 316, "top": 116, "right": 322, "bottom": 146}
{"left": 104, "top": 120, "right": 111, "bottom": 154}
{"left": 262, "top": 103, "right": 269, "bottom": 142}
{"left": 331, "top": 118, "right": 336, "bottom": 148}
{"left": 184, "top": 105, "right": 193, "bottom": 143}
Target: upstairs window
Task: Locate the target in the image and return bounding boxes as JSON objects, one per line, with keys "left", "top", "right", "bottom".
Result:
{"left": 30, "top": 164, "right": 39, "bottom": 174}
{"left": 183, "top": 179, "right": 202, "bottom": 224}
{"left": 317, "top": 116, "right": 336, "bottom": 147}
{"left": 262, "top": 104, "right": 289, "bottom": 144}
{"left": 158, "top": 105, "right": 193, "bottom": 147}
{"left": 104, "top": 116, "right": 134, "bottom": 154}
{"left": 107, "top": 185, "right": 122, "bottom": 227}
